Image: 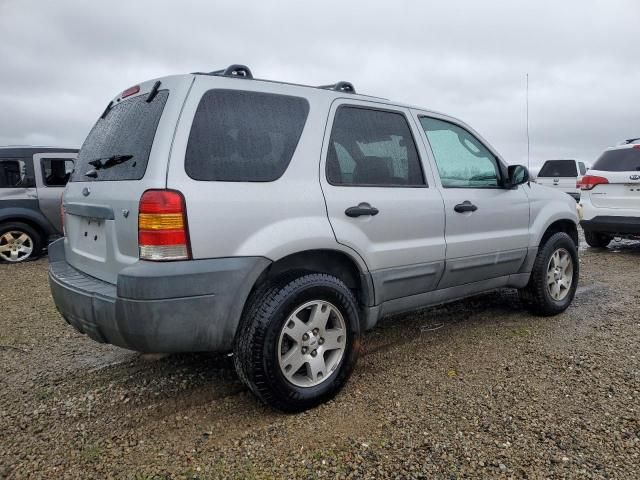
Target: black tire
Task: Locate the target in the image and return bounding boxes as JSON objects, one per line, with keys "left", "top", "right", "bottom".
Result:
{"left": 584, "top": 230, "right": 612, "bottom": 248}
{"left": 519, "top": 232, "right": 579, "bottom": 316}
{"left": 234, "top": 273, "right": 361, "bottom": 413}
{"left": 0, "top": 222, "right": 42, "bottom": 263}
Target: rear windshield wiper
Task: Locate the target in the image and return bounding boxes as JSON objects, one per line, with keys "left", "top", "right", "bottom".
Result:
{"left": 88, "top": 154, "right": 134, "bottom": 170}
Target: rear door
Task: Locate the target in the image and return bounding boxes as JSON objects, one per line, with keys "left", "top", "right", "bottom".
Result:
{"left": 588, "top": 146, "right": 640, "bottom": 210}
{"left": 417, "top": 114, "right": 530, "bottom": 288}
{"left": 62, "top": 76, "right": 193, "bottom": 283}
{"left": 33, "top": 153, "right": 76, "bottom": 233}
{"left": 321, "top": 100, "right": 446, "bottom": 303}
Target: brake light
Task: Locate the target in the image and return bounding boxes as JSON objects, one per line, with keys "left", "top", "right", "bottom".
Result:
{"left": 578, "top": 175, "right": 609, "bottom": 190}
{"left": 121, "top": 85, "right": 140, "bottom": 99}
{"left": 138, "top": 190, "right": 191, "bottom": 261}
{"left": 634, "top": 145, "right": 640, "bottom": 150}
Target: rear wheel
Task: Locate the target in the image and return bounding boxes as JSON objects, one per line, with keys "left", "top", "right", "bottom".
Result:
{"left": 584, "top": 230, "right": 612, "bottom": 248}
{"left": 0, "top": 222, "right": 42, "bottom": 263}
{"left": 234, "top": 273, "right": 361, "bottom": 412}
{"left": 519, "top": 232, "right": 579, "bottom": 316}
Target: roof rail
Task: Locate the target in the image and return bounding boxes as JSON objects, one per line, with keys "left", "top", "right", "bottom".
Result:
{"left": 318, "top": 81, "right": 356, "bottom": 94}
{"left": 623, "top": 137, "right": 640, "bottom": 144}
{"left": 197, "top": 64, "right": 253, "bottom": 79}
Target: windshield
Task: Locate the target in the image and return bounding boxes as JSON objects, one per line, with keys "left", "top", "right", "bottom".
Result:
{"left": 592, "top": 148, "right": 640, "bottom": 172}
{"left": 71, "top": 91, "right": 169, "bottom": 182}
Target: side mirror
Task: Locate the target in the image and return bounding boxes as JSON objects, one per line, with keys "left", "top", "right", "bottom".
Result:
{"left": 505, "top": 165, "right": 529, "bottom": 189}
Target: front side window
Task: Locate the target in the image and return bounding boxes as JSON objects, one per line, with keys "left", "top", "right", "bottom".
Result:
{"left": 327, "top": 106, "right": 425, "bottom": 187}
{"left": 41, "top": 158, "right": 75, "bottom": 186}
{"left": 420, "top": 117, "right": 501, "bottom": 188}
{"left": 185, "top": 90, "right": 310, "bottom": 182}
{"left": 0, "top": 159, "right": 26, "bottom": 188}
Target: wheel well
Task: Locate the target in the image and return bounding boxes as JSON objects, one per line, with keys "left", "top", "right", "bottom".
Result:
{"left": 541, "top": 219, "right": 579, "bottom": 247}
{"left": 253, "top": 250, "right": 371, "bottom": 307}
{"left": 0, "top": 217, "right": 46, "bottom": 242}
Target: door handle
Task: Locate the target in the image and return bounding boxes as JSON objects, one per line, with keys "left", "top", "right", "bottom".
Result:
{"left": 345, "top": 202, "right": 379, "bottom": 217}
{"left": 454, "top": 201, "right": 478, "bottom": 213}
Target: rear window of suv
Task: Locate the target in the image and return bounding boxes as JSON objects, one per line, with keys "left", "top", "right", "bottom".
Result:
{"left": 537, "top": 160, "right": 577, "bottom": 177}
{"left": 185, "top": 90, "right": 310, "bottom": 182}
{"left": 592, "top": 148, "right": 640, "bottom": 172}
{"left": 71, "top": 91, "right": 169, "bottom": 182}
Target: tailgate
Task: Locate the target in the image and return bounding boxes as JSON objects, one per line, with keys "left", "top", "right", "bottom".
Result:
{"left": 63, "top": 75, "right": 194, "bottom": 283}
{"left": 589, "top": 171, "right": 640, "bottom": 210}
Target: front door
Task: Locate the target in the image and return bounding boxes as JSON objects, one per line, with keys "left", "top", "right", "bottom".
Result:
{"left": 321, "top": 101, "right": 446, "bottom": 304}
{"left": 417, "top": 114, "right": 530, "bottom": 289}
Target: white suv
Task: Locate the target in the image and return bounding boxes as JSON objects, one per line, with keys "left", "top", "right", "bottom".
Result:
{"left": 48, "top": 65, "right": 580, "bottom": 411}
{"left": 579, "top": 139, "right": 640, "bottom": 247}
{"left": 535, "top": 159, "right": 588, "bottom": 202}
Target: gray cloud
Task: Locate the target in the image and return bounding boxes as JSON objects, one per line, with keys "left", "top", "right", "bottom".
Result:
{"left": 1, "top": 0, "right": 638, "bottom": 168}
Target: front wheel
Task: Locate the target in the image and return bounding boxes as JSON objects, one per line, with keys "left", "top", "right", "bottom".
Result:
{"left": 519, "top": 232, "right": 579, "bottom": 316}
{"left": 584, "top": 230, "right": 612, "bottom": 248}
{"left": 234, "top": 273, "right": 361, "bottom": 412}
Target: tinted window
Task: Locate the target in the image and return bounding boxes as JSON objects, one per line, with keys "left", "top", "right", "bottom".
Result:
{"left": 578, "top": 162, "right": 587, "bottom": 175}
{"left": 592, "top": 148, "right": 640, "bottom": 172}
{"left": 327, "top": 107, "right": 425, "bottom": 187}
{"left": 0, "top": 160, "right": 24, "bottom": 188}
{"left": 41, "top": 158, "right": 74, "bottom": 186}
{"left": 420, "top": 117, "right": 501, "bottom": 188}
{"left": 538, "top": 160, "right": 577, "bottom": 177}
{"left": 185, "top": 90, "right": 309, "bottom": 182}
{"left": 72, "top": 91, "right": 169, "bottom": 182}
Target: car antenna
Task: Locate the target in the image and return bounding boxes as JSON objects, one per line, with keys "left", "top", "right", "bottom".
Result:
{"left": 526, "top": 73, "right": 531, "bottom": 174}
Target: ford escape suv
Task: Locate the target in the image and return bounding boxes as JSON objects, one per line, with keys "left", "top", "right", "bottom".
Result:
{"left": 49, "top": 65, "right": 580, "bottom": 412}
{"left": 1, "top": 146, "right": 77, "bottom": 262}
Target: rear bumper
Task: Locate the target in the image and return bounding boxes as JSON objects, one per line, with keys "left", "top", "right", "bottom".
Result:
{"left": 580, "top": 216, "right": 640, "bottom": 235}
{"left": 48, "top": 239, "right": 270, "bottom": 353}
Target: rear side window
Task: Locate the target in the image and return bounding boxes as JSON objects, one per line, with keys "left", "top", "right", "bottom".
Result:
{"left": 41, "top": 158, "right": 75, "bottom": 186}
{"left": 538, "top": 160, "right": 577, "bottom": 177}
{"left": 0, "top": 159, "right": 28, "bottom": 188}
{"left": 71, "top": 91, "right": 169, "bottom": 182}
{"left": 185, "top": 90, "right": 310, "bottom": 182}
{"left": 327, "top": 106, "right": 425, "bottom": 187}
{"left": 592, "top": 148, "right": 640, "bottom": 172}
{"left": 578, "top": 162, "right": 587, "bottom": 175}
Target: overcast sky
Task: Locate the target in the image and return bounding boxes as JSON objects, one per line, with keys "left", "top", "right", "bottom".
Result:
{"left": 1, "top": 0, "right": 638, "bottom": 169}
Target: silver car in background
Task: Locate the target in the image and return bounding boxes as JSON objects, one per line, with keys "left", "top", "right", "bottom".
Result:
{"left": 0, "top": 146, "right": 77, "bottom": 262}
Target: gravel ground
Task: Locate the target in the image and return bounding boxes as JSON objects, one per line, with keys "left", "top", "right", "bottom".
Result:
{"left": 1, "top": 239, "right": 639, "bottom": 479}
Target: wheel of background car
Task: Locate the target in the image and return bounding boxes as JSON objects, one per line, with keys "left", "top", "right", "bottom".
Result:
{"left": 519, "top": 232, "right": 579, "bottom": 316}
{"left": 0, "top": 222, "right": 42, "bottom": 263}
{"left": 584, "top": 231, "right": 612, "bottom": 249}
{"left": 233, "top": 273, "right": 361, "bottom": 412}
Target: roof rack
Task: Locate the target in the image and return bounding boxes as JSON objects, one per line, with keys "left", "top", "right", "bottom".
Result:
{"left": 317, "top": 81, "right": 356, "bottom": 94}
{"left": 623, "top": 137, "right": 640, "bottom": 144}
{"left": 196, "top": 64, "right": 253, "bottom": 79}
{"left": 192, "top": 64, "right": 358, "bottom": 95}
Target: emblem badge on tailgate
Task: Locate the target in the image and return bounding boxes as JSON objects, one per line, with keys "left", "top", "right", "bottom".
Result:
{"left": 630, "top": 175, "right": 640, "bottom": 180}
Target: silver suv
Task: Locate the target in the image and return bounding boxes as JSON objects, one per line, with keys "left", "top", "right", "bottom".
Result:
{"left": 49, "top": 65, "right": 579, "bottom": 411}
{"left": 1, "top": 146, "right": 77, "bottom": 262}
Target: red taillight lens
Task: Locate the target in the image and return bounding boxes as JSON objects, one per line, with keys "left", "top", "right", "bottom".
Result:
{"left": 578, "top": 175, "right": 609, "bottom": 190}
{"left": 121, "top": 85, "right": 140, "bottom": 98}
{"left": 138, "top": 190, "right": 191, "bottom": 261}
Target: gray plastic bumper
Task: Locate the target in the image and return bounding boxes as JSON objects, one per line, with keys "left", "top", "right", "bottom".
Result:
{"left": 48, "top": 239, "right": 270, "bottom": 353}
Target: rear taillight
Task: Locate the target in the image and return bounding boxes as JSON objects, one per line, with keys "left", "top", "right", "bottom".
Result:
{"left": 577, "top": 175, "right": 609, "bottom": 190}
{"left": 138, "top": 190, "right": 191, "bottom": 261}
